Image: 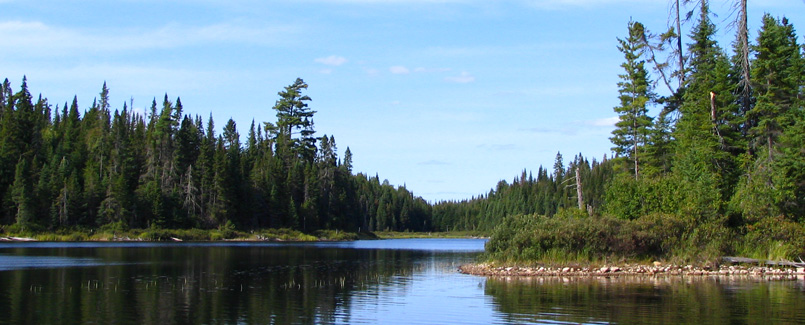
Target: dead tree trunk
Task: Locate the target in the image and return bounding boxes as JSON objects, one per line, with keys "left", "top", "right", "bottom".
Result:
{"left": 575, "top": 167, "right": 584, "bottom": 211}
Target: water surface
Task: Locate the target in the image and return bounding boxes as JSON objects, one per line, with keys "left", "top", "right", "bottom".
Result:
{"left": 1, "top": 239, "right": 803, "bottom": 324}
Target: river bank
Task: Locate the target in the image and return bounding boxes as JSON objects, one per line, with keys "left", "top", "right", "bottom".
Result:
{"left": 0, "top": 229, "right": 482, "bottom": 242}
{"left": 460, "top": 262, "right": 805, "bottom": 280}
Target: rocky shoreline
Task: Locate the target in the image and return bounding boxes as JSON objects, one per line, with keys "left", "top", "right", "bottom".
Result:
{"left": 460, "top": 263, "right": 805, "bottom": 280}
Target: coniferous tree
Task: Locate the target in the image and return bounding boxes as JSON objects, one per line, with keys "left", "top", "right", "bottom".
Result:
{"left": 611, "top": 21, "right": 655, "bottom": 180}
{"left": 272, "top": 78, "right": 317, "bottom": 162}
{"left": 671, "top": 1, "right": 732, "bottom": 219}
{"left": 749, "top": 14, "right": 803, "bottom": 157}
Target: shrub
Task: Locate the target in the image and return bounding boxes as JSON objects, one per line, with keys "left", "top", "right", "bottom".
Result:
{"left": 99, "top": 221, "right": 129, "bottom": 234}
{"left": 485, "top": 210, "right": 733, "bottom": 264}
{"left": 739, "top": 216, "right": 805, "bottom": 260}
{"left": 485, "top": 212, "right": 624, "bottom": 264}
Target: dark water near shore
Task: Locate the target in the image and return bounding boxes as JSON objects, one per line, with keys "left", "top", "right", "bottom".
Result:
{"left": 0, "top": 239, "right": 803, "bottom": 324}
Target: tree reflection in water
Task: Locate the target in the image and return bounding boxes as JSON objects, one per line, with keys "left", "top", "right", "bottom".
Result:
{"left": 484, "top": 275, "right": 805, "bottom": 324}
{"left": 0, "top": 244, "right": 423, "bottom": 324}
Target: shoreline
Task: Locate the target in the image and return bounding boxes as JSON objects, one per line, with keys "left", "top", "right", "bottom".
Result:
{"left": 459, "top": 263, "right": 805, "bottom": 280}
{"left": 0, "top": 231, "right": 484, "bottom": 243}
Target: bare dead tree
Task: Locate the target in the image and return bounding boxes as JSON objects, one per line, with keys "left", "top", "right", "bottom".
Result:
{"left": 669, "top": 0, "right": 696, "bottom": 88}
{"left": 735, "top": 0, "right": 753, "bottom": 154}
{"left": 575, "top": 167, "right": 584, "bottom": 211}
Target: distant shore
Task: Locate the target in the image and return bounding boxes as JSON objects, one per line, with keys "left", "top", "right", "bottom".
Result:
{"left": 460, "top": 262, "right": 805, "bottom": 280}
{"left": 0, "top": 230, "right": 485, "bottom": 242}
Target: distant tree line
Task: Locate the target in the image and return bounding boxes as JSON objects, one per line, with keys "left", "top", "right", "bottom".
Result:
{"left": 432, "top": 153, "right": 615, "bottom": 231}
{"left": 0, "top": 77, "right": 431, "bottom": 233}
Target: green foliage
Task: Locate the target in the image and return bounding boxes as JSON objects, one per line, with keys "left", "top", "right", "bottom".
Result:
{"left": 738, "top": 216, "right": 805, "bottom": 260}
{"left": 216, "top": 219, "right": 237, "bottom": 239}
{"left": 485, "top": 211, "right": 729, "bottom": 264}
{"left": 433, "top": 155, "right": 615, "bottom": 232}
{"left": 0, "top": 77, "right": 433, "bottom": 236}
{"left": 611, "top": 20, "right": 654, "bottom": 179}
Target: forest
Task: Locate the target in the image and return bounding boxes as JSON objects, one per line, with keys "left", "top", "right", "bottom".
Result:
{"left": 0, "top": 77, "right": 432, "bottom": 236}
{"left": 438, "top": 1, "right": 805, "bottom": 262}
{"left": 1, "top": 1, "right": 804, "bottom": 262}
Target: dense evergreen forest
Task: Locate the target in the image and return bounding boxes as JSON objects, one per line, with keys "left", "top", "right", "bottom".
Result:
{"left": 0, "top": 77, "right": 432, "bottom": 234}
{"left": 2, "top": 1, "right": 804, "bottom": 261}
{"left": 440, "top": 1, "right": 805, "bottom": 261}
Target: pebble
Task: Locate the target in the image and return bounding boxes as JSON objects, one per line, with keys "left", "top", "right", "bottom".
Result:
{"left": 458, "top": 263, "right": 805, "bottom": 280}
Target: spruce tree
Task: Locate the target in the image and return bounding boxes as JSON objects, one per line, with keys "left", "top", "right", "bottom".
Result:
{"left": 671, "top": 0, "right": 727, "bottom": 219}
{"left": 749, "top": 14, "right": 803, "bottom": 157}
{"left": 610, "top": 21, "right": 654, "bottom": 180}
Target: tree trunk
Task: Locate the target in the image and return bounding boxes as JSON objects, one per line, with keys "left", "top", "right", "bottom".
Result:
{"left": 675, "top": 0, "right": 685, "bottom": 88}
{"left": 575, "top": 167, "right": 584, "bottom": 211}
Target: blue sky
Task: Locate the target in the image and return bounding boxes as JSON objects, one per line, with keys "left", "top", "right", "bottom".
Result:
{"left": 2, "top": 0, "right": 804, "bottom": 202}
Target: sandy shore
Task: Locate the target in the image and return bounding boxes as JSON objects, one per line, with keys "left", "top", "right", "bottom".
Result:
{"left": 460, "top": 263, "right": 805, "bottom": 280}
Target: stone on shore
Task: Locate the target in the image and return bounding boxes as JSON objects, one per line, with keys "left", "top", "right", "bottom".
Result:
{"left": 458, "top": 263, "right": 804, "bottom": 280}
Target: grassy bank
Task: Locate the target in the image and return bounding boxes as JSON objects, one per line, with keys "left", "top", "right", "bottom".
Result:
{"left": 484, "top": 209, "right": 805, "bottom": 267}
{"left": 0, "top": 225, "right": 486, "bottom": 242}
{"left": 374, "top": 230, "right": 488, "bottom": 239}
{"left": 0, "top": 224, "right": 382, "bottom": 242}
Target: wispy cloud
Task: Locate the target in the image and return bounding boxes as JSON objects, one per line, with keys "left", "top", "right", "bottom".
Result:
{"left": 414, "top": 67, "right": 451, "bottom": 73}
{"left": 419, "top": 160, "right": 451, "bottom": 166}
{"left": 520, "top": 126, "right": 578, "bottom": 136}
{"left": 389, "top": 66, "right": 410, "bottom": 74}
{"left": 13, "top": 63, "right": 235, "bottom": 101}
{"left": 444, "top": 71, "right": 475, "bottom": 83}
{"left": 477, "top": 143, "right": 519, "bottom": 151}
{"left": 587, "top": 116, "right": 618, "bottom": 127}
{"left": 0, "top": 20, "right": 298, "bottom": 56}
{"left": 523, "top": 0, "right": 664, "bottom": 10}
{"left": 314, "top": 55, "right": 348, "bottom": 66}
{"left": 427, "top": 111, "right": 481, "bottom": 123}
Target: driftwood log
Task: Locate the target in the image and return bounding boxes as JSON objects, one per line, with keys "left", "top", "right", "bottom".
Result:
{"left": 722, "top": 256, "right": 805, "bottom": 268}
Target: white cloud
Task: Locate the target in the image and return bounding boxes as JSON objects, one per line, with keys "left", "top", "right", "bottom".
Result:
{"left": 314, "top": 55, "right": 348, "bottom": 66}
{"left": 14, "top": 63, "right": 232, "bottom": 100}
{"left": 414, "top": 67, "right": 451, "bottom": 73}
{"left": 389, "top": 66, "right": 410, "bottom": 74}
{"left": 418, "top": 160, "right": 451, "bottom": 166}
{"left": 0, "top": 20, "right": 297, "bottom": 56}
{"left": 587, "top": 116, "right": 619, "bottom": 127}
{"left": 477, "top": 143, "right": 519, "bottom": 151}
{"left": 523, "top": 0, "right": 664, "bottom": 10}
{"left": 444, "top": 71, "right": 475, "bottom": 83}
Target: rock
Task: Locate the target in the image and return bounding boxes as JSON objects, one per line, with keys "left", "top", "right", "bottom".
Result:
{"left": 600, "top": 266, "right": 610, "bottom": 273}
{"left": 562, "top": 267, "right": 571, "bottom": 273}
{"left": 797, "top": 268, "right": 804, "bottom": 274}
{"left": 653, "top": 261, "right": 662, "bottom": 267}
{"left": 610, "top": 267, "right": 621, "bottom": 272}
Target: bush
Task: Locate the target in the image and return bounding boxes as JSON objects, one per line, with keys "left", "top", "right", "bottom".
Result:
{"left": 485, "top": 212, "right": 624, "bottom": 264}
{"left": 620, "top": 213, "right": 688, "bottom": 258}
{"left": 485, "top": 210, "right": 732, "bottom": 264}
{"left": 216, "top": 220, "right": 237, "bottom": 239}
{"left": 99, "top": 221, "right": 129, "bottom": 233}
{"left": 739, "top": 216, "right": 805, "bottom": 260}
{"left": 314, "top": 229, "right": 359, "bottom": 241}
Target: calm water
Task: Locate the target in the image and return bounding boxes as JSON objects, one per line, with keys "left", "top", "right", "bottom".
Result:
{"left": 0, "top": 239, "right": 803, "bottom": 324}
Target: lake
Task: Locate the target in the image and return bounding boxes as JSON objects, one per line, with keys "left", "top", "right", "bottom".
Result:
{"left": 0, "top": 238, "right": 803, "bottom": 324}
